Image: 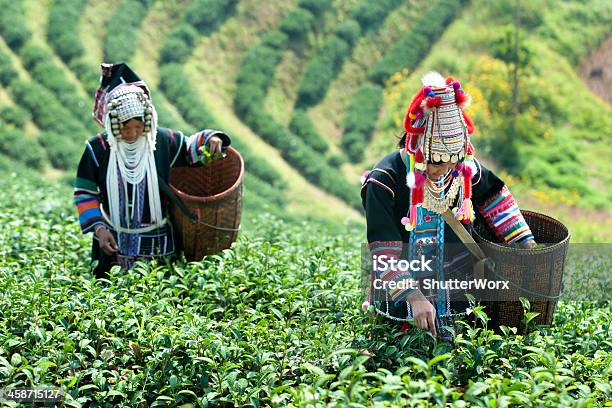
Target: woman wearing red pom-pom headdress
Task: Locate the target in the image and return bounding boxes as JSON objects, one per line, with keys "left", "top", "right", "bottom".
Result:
{"left": 361, "top": 72, "right": 536, "bottom": 341}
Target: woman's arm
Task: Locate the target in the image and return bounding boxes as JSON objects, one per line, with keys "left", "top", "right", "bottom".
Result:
{"left": 167, "top": 129, "right": 231, "bottom": 167}
{"left": 472, "top": 160, "right": 536, "bottom": 247}
{"left": 73, "top": 141, "right": 107, "bottom": 234}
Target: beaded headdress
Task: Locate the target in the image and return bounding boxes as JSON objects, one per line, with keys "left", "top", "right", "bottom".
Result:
{"left": 401, "top": 72, "right": 477, "bottom": 229}
{"left": 104, "top": 85, "right": 156, "bottom": 144}
{"left": 92, "top": 63, "right": 157, "bottom": 148}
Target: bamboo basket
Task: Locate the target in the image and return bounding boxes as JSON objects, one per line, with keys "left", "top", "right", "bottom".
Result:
{"left": 473, "top": 210, "right": 570, "bottom": 332}
{"left": 168, "top": 147, "right": 243, "bottom": 261}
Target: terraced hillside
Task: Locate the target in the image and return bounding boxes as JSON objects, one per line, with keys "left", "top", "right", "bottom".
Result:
{"left": 0, "top": 0, "right": 610, "bottom": 236}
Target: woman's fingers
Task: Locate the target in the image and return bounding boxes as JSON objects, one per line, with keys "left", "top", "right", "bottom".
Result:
{"left": 427, "top": 312, "right": 437, "bottom": 337}
{"left": 414, "top": 309, "right": 437, "bottom": 336}
{"left": 99, "top": 232, "right": 119, "bottom": 255}
{"left": 108, "top": 235, "right": 119, "bottom": 252}
{"left": 207, "top": 137, "right": 222, "bottom": 154}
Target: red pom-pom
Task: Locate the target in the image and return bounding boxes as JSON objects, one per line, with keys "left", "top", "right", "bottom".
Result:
{"left": 445, "top": 76, "right": 455, "bottom": 85}
{"left": 415, "top": 149, "right": 424, "bottom": 163}
{"left": 425, "top": 96, "right": 442, "bottom": 109}
{"left": 466, "top": 142, "right": 474, "bottom": 155}
{"left": 462, "top": 163, "right": 473, "bottom": 180}
{"left": 455, "top": 91, "right": 469, "bottom": 107}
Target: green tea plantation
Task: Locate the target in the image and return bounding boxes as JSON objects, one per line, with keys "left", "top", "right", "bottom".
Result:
{"left": 0, "top": 168, "right": 610, "bottom": 407}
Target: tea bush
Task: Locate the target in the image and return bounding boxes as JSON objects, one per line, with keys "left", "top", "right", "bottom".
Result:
{"left": 0, "top": 172, "right": 609, "bottom": 407}
{"left": 184, "top": 0, "right": 237, "bottom": 34}
{"left": 0, "top": 0, "right": 31, "bottom": 50}
{"left": 46, "top": 0, "right": 86, "bottom": 63}
{"left": 289, "top": 110, "right": 328, "bottom": 153}
{"left": 235, "top": 8, "right": 360, "bottom": 208}
{"left": 104, "top": 0, "right": 153, "bottom": 63}
{"left": 369, "top": 0, "right": 464, "bottom": 84}
{"left": 341, "top": 84, "right": 383, "bottom": 161}
{"left": 279, "top": 9, "right": 315, "bottom": 42}
{"left": 0, "top": 128, "right": 46, "bottom": 169}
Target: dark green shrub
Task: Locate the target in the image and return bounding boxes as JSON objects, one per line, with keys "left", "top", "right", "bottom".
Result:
{"left": 18, "top": 45, "right": 96, "bottom": 132}
{"left": 159, "top": 64, "right": 216, "bottom": 129}
{"left": 18, "top": 44, "right": 51, "bottom": 70}
{"left": 341, "top": 84, "right": 382, "bottom": 161}
{"left": 297, "top": 0, "right": 331, "bottom": 17}
{"left": 0, "top": 0, "right": 31, "bottom": 50}
{"left": 327, "top": 153, "right": 346, "bottom": 167}
{"left": 104, "top": 0, "right": 150, "bottom": 62}
{"left": 159, "top": 24, "right": 199, "bottom": 64}
{"left": 289, "top": 110, "right": 328, "bottom": 153}
{"left": 352, "top": 0, "right": 403, "bottom": 30}
{"left": 295, "top": 36, "right": 350, "bottom": 107}
{"left": 0, "top": 128, "right": 46, "bottom": 169}
{"left": 184, "top": 0, "right": 237, "bottom": 34}
{"left": 244, "top": 175, "right": 287, "bottom": 207}
{"left": 71, "top": 59, "right": 100, "bottom": 95}
{"left": 341, "top": 132, "right": 367, "bottom": 162}
{"left": 370, "top": 0, "right": 462, "bottom": 84}
{"left": 47, "top": 0, "right": 86, "bottom": 63}
{"left": 334, "top": 20, "right": 361, "bottom": 47}
{"left": 235, "top": 27, "right": 358, "bottom": 207}
{"left": 0, "top": 106, "right": 29, "bottom": 128}
{"left": 38, "top": 131, "right": 81, "bottom": 169}
{"left": 10, "top": 80, "right": 88, "bottom": 141}
{"left": 280, "top": 9, "right": 315, "bottom": 41}
{"left": 0, "top": 50, "right": 18, "bottom": 87}
{"left": 234, "top": 31, "right": 288, "bottom": 115}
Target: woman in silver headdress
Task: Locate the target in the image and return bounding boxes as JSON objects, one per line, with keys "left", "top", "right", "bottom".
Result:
{"left": 74, "top": 63, "right": 231, "bottom": 277}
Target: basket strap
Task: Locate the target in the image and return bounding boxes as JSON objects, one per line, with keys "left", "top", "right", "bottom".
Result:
{"left": 157, "top": 175, "right": 197, "bottom": 222}
{"left": 442, "top": 210, "right": 492, "bottom": 281}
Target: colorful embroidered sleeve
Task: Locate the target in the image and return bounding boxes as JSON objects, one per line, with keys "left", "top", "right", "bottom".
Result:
{"left": 73, "top": 142, "right": 106, "bottom": 234}
{"left": 185, "top": 130, "right": 231, "bottom": 164}
{"left": 363, "top": 171, "right": 417, "bottom": 303}
{"left": 476, "top": 185, "right": 535, "bottom": 245}
{"left": 167, "top": 129, "right": 232, "bottom": 167}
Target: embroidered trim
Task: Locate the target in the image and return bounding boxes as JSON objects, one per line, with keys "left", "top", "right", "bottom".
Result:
{"left": 364, "top": 178, "right": 395, "bottom": 198}
{"left": 477, "top": 185, "right": 534, "bottom": 244}
{"left": 370, "top": 168, "right": 396, "bottom": 185}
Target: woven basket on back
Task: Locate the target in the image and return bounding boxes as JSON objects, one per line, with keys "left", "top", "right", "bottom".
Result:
{"left": 473, "top": 210, "right": 570, "bottom": 332}
{"left": 168, "top": 147, "right": 243, "bottom": 261}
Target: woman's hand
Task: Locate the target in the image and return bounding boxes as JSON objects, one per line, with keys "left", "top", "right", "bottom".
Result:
{"left": 207, "top": 136, "right": 223, "bottom": 154}
{"left": 407, "top": 290, "right": 437, "bottom": 337}
{"left": 95, "top": 225, "right": 119, "bottom": 256}
{"left": 521, "top": 239, "right": 538, "bottom": 249}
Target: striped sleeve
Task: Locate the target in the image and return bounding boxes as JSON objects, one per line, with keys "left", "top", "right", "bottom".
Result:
{"left": 368, "top": 241, "right": 416, "bottom": 303}
{"left": 169, "top": 129, "right": 232, "bottom": 167}
{"left": 73, "top": 143, "right": 106, "bottom": 234}
{"left": 476, "top": 185, "right": 535, "bottom": 245}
